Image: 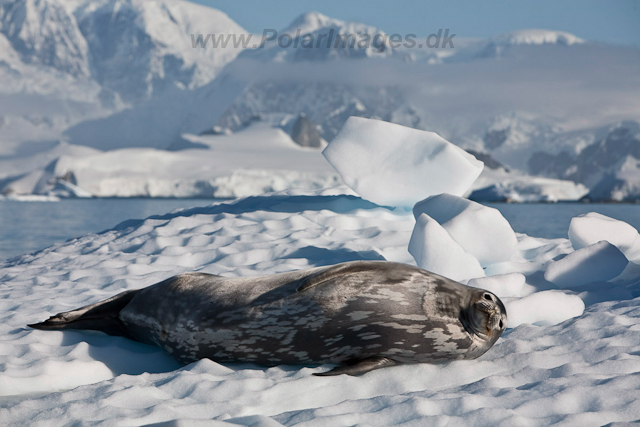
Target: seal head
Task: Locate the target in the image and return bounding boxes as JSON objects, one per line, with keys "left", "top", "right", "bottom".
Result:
{"left": 462, "top": 290, "right": 507, "bottom": 351}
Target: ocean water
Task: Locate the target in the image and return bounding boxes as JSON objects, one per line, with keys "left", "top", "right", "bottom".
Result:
{"left": 0, "top": 198, "right": 222, "bottom": 262}
{"left": 485, "top": 202, "right": 640, "bottom": 240}
{"left": 0, "top": 198, "right": 638, "bottom": 262}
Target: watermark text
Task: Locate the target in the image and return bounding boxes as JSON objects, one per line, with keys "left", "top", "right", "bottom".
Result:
{"left": 191, "top": 29, "right": 455, "bottom": 50}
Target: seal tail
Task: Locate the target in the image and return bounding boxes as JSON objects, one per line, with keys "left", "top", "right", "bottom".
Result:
{"left": 28, "top": 289, "right": 139, "bottom": 338}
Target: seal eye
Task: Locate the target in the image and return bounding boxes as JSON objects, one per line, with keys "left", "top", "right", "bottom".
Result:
{"left": 499, "top": 320, "right": 503, "bottom": 329}
{"left": 483, "top": 293, "right": 492, "bottom": 301}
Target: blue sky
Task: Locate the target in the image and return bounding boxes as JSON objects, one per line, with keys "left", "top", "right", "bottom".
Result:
{"left": 192, "top": 0, "right": 640, "bottom": 45}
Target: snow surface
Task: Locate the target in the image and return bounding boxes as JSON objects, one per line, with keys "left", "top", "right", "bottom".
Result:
{"left": 323, "top": 117, "right": 484, "bottom": 207}
{"left": 0, "top": 122, "right": 340, "bottom": 198}
{"left": 569, "top": 212, "right": 640, "bottom": 256}
{"left": 467, "top": 273, "right": 526, "bottom": 298}
{"left": 503, "top": 291, "right": 586, "bottom": 327}
{"left": 544, "top": 241, "right": 629, "bottom": 288}
{"left": 2, "top": 187, "right": 640, "bottom": 425}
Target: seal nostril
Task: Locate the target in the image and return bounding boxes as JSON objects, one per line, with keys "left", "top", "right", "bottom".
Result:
{"left": 484, "top": 294, "right": 492, "bottom": 301}
{"left": 499, "top": 320, "right": 503, "bottom": 329}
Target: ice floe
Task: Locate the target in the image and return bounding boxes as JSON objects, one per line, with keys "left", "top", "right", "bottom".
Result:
{"left": 1, "top": 188, "right": 640, "bottom": 426}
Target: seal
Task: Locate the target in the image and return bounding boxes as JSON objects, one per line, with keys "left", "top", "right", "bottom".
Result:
{"left": 29, "top": 261, "right": 507, "bottom": 376}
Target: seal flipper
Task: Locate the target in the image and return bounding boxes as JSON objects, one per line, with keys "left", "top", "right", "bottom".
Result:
{"left": 28, "top": 289, "right": 139, "bottom": 339}
{"left": 313, "top": 356, "right": 397, "bottom": 376}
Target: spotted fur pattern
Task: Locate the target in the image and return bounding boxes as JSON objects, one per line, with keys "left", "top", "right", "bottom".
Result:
{"left": 118, "top": 261, "right": 507, "bottom": 367}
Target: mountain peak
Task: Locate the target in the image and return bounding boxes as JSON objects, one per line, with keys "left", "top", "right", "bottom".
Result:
{"left": 491, "top": 29, "right": 585, "bottom": 46}
{"left": 0, "top": 0, "right": 90, "bottom": 77}
{"left": 285, "top": 11, "right": 340, "bottom": 33}
{"left": 282, "top": 11, "right": 383, "bottom": 36}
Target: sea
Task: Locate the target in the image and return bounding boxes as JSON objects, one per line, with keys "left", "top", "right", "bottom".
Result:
{"left": 0, "top": 198, "right": 638, "bottom": 262}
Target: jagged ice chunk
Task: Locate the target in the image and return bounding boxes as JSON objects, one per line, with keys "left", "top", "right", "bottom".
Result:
{"left": 413, "top": 193, "right": 518, "bottom": 267}
{"left": 409, "top": 213, "right": 485, "bottom": 282}
{"left": 323, "top": 117, "right": 484, "bottom": 207}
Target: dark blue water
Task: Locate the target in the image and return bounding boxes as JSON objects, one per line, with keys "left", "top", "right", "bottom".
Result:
{"left": 485, "top": 202, "right": 640, "bottom": 240}
{"left": 0, "top": 199, "right": 222, "bottom": 261}
{"left": 0, "top": 199, "right": 638, "bottom": 261}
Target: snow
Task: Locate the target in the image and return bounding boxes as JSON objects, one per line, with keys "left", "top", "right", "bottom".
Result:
{"left": 0, "top": 0, "right": 249, "bottom": 157}
{"left": 247, "top": 11, "right": 395, "bottom": 62}
{"left": 409, "top": 213, "right": 485, "bottom": 282}
{"left": 413, "top": 194, "right": 518, "bottom": 267}
{"left": 467, "top": 273, "right": 526, "bottom": 298}
{"left": 544, "top": 241, "right": 629, "bottom": 287}
{"left": 2, "top": 2, "right": 640, "bottom": 424}
{"left": 490, "top": 29, "right": 586, "bottom": 46}
{"left": 469, "top": 167, "right": 589, "bottom": 202}
{"left": 73, "top": 0, "right": 249, "bottom": 102}
{"left": 323, "top": 117, "right": 484, "bottom": 207}
{"left": 2, "top": 2, "right": 640, "bottom": 201}
{"left": 569, "top": 212, "right": 640, "bottom": 257}
{"left": 504, "top": 291, "right": 585, "bottom": 327}
{"left": 0, "top": 122, "right": 341, "bottom": 198}
{"left": 2, "top": 188, "right": 640, "bottom": 425}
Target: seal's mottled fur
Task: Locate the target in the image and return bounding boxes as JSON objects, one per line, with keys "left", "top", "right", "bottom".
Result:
{"left": 30, "top": 261, "right": 507, "bottom": 375}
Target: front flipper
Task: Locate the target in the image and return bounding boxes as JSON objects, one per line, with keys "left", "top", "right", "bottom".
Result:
{"left": 313, "top": 356, "right": 397, "bottom": 376}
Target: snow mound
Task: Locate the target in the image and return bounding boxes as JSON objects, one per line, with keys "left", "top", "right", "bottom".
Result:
{"left": 491, "top": 29, "right": 585, "bottom": 46}
{"left": 505, "top": 291, "right": 585, "bottom": 327}
{"left": 413, "top": 194, "right": 517, "bottom": 267}
{"left": 467, "top": 273, "right": 526, "bottom": 298}
{"left": 409, "top": 213, "right": 485, "bottom": 282}
{"left": 544, "top": 241, "right": 629, "bottom": 287}
{"left": 569, "top": 212, "right": 640, "bottom": 259}
{"left": 323, "top": 117, "right": 484, "bottom": 207}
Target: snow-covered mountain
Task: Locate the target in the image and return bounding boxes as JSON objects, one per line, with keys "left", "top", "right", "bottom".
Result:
{"left": 3, "top": 4, "right": 640, "bottom": 200}
{"left": 74, "top": 0, "right": 247, "bottom": 103}
{"left": 244, "top": 11, "right": 394, "bottom": 62}
{"left": 0, "top": 0, "right": 90, "bottom": 78}
{"left": 0, "top": 0, "right": 248, "bottom": 156}
{"left": 491, "top": 29, "right": 585, "bottom": 46}
{"left": 529, "top": 121, "right": 640, "bottom": 201}
{"left": 0, "top": 0, "right": 247, "bottom": 102}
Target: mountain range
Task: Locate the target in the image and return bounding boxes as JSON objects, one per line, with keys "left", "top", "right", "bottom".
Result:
{"left": 1, "top": 0, "right": 639, "bottom": 201}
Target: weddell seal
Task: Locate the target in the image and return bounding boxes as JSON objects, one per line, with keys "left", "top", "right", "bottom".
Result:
{"left": 29, "top": 261, "right": 507, "bottom": 376}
